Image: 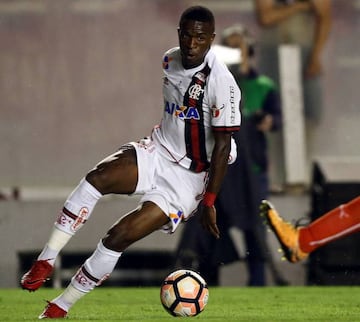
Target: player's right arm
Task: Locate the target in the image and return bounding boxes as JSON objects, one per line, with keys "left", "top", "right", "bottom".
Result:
{"left": 198, "top": 67, "right": 241, "bottom": 239}
{"left": 199, "top": 131, "right": 232, "bottom": 239}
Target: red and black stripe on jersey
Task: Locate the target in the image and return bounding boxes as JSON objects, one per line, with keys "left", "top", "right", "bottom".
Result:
{"left": 183, "top": 64, "right": 211, "bottom": 173}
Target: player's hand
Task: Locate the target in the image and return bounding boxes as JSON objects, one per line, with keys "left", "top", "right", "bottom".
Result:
{"left": 198, "top": 204, "right": 220, "bottom": 239}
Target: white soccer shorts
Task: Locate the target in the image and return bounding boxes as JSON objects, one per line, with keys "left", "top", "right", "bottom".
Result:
{"left": 129, "top": 137, "right": 207, "bottom": 233}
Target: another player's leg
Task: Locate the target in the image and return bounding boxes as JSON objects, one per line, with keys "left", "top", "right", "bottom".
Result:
{"left": 39, "top": 202, "right": 169, "bottom": 319}
{"left": 259, "top": 200, "right": 308, "bottom": 263}
{"left": 298, "top": 196, "right": 360, "bottom": 253}
{"left": 21, "top": 147, "right": 138, "bottom": 291}
{"left": 260, "top": 196, "right": 360, "bottom": 263}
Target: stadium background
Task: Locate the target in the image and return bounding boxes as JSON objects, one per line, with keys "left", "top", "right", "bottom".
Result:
{"left": 1, "top": 0, "right": 360, "bottom": 287}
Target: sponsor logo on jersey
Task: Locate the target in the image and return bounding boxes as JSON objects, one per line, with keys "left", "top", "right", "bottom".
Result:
{"left": 162, "top": 55, "right": 173, "bottom": 69}
{"left": 210, "top": 104, "right": 225, "bottom": 118}
{"left": 188, "top": 83, "right": 204, "bottom": 100}
{"left": 165, "top": 101, "right": 200, "bottom": 120}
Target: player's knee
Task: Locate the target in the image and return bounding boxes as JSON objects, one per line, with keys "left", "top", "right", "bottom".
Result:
{"left": 102, "top": 222, "right": 135, "bottom": 252}
{"left": 85, "top": 167, "right": 111, "bottom": 194}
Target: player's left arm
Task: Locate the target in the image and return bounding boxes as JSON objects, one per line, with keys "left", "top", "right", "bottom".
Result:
{"left": 199, "top": 131, "right": 232, "bottom": 239}
{"left": 199, "top": 73, "right": 241, "bottom": 238}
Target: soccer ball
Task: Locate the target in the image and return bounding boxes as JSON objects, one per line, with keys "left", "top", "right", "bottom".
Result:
{"left": 160, "top": 269, "right": 209, "bottom": 317}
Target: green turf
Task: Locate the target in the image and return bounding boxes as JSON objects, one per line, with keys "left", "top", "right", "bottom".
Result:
{"left": 0, "top": 287, "right": 359, "bottom": 321}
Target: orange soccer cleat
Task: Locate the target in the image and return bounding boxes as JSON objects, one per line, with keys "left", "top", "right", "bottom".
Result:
{"left": 260, "top": 200, "right": 308, "bottom": 263}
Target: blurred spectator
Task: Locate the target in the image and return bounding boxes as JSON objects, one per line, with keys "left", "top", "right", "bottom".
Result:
{"left": 254, "top": 0, "right": 332, "bottom": 188}
{"left": 221, "top": 23, "right": 282, "bottom": 204}
{"left": 222, "top": 24, "right": 282, "bottom": 285}
{"left": 254, "top": 0, "right": 332, "bottom": 122}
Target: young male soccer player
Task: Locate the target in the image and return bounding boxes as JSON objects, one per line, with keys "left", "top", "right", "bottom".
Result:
{"left": 260, "top": 197, "right": 360, "bottom": 263}
{"left": 21, "top": 6, "right": 241, "bottom": 319}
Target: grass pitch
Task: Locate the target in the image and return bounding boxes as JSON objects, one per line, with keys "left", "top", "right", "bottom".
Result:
{"left": 1, "top": 286, "right": 359, "bottom": 321}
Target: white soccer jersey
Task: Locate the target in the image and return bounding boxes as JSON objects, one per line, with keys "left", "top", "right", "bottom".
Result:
{"left": 152, "top": 47, "right": 241, "bottom": 172}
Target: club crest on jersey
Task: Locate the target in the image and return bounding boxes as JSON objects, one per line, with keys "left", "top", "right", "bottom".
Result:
{"left": 165, "top": 101, "right": 200, "bottom": 120}
{"left": 188, "top": 84, "right": 204, "bottom": 100}
{"left": 162, "top": 55, "right": 173, "bottom": 70}
{"left": 211, "top": 104, "right": 225, "bottom": 118}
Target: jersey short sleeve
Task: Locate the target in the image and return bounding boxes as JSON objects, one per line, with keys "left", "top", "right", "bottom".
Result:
{"left": 206, "top": 68, "right": 241, "bottom": 133}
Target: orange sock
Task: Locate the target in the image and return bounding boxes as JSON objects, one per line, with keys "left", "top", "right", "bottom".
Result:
{"left": 299, "top": 196, "right": 360, "bottom": 253}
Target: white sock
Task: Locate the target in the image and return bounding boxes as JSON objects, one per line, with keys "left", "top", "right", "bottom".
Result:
{"left": 53, "top": 241, "right": 122, "bottom": 311}
{"left": 37, "top": 179, "right": 102, "bottom": 265}
{"left": 37, "top": 228, "right": 72, "bottom": 265}
{"left": 52, "top": 284, "right": 86, "bottom": 312}
{"left": 85, "top": 241, "right": 123, "bottom": 278}
{"left": 72, "top": 241, "right": 122, "bottom": 292}
{"left": 55, "top": 178, "right": 102, "bottom": 235}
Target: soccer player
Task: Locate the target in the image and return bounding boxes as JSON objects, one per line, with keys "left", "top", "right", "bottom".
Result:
{"left": 21, "top": 6, "right": 241, "bottom": 319}
{"left": 260, "top": 197, "right": 360, "bottom": 263}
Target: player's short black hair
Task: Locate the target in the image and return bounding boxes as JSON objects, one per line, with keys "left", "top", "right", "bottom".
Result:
{"left": 179, "top": 6, "right": 215, "bottom": 32}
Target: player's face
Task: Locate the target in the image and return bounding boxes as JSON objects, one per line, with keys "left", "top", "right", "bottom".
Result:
{"left": 178, "top": 19, "right": 215, "bottom": 69}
